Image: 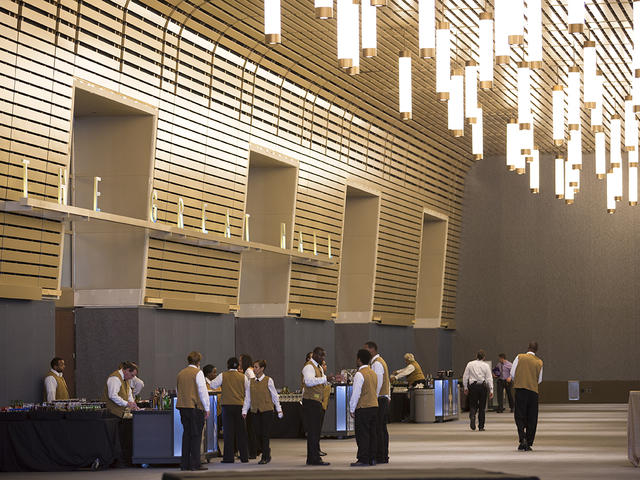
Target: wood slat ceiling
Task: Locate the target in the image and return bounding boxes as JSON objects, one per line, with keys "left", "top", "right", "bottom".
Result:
{"left": 161, "top": 0, "right": 634, "bottom": 157}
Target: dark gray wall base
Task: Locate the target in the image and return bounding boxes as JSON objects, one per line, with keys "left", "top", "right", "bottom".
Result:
{"left": 539, "top": 381, "right": 640, "bottom": 403}
{"left": 0, "top": 299, "right": 55, "bottom": 405}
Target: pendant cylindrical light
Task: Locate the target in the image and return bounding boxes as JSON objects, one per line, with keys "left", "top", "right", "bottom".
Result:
{"left": 527, "top": 0, "right": 542, "bottom": 68}
{"left": 494, "top": 0, "right": 510, "bottom": 65}
{"left": 583, "top": 41, "right": 597, "bottom": 108}
{"left": 472, "top": 106, "right": 483, "bottom": 160}
{"left": 479, "top": 12, "right": 494, "bottom": 88}
{"left": 591, "top": 70, "right": 604, "bottom": 131}
{"left": 565, "top": 159, "right": 575, "bottom": 204}
{"left": 634, "top": 1, "right": 640, "bottom": 71}
{"left": 448, "top": 68, "right": 464, "bottom": 137}
{"left": 570, "top": 127, "right": 583, "bottom": 172}
{"left": 506, "top": 118, "right": 519, "bottom": 171}
{"left": 436, "top": 22, "right": 450, "bottom": 101}
{"left": 371, "top": 0, "right": 386, "bottom": 6}
{"left": 625, "top": 95, "right": 637, "bottom": 151}
{"left": 517, "top": 126, "right": 531, "bottom": 174}
{"left": 630, "top": 161, "right": 638, "bottom": 206}
{"left": 553, "top": 84, "right": 565, "bottom": 145}
{"left": 606, "top": 170, "right": 616, "bottom": 213}
{"left": 337, "top": 0, "right": 354, "bottom": 68}
{"left": 595, "top": 130, "right": 606, "bottom": 179}
{"left": 361, "top": 0, "right": 377, "bottom": 58}
{"left": 567, "top": 66, "right": 580, "bottom": 131}
{"left": 508, "top": 0, "right": 524, "bottom": 46}
{"left": 419, "top": 0, "right": 435, "bottom": 58}
{"left": 264, "top": 0, "right": 281, "bottom": 44}
{"left": 398, "top": 50, "right": 412, "bottom": 120}
{"left": 555, "top": 155, "right": 565, "bottom": 199}
{"left": 347, "top": 1, "right": 360, "bottom": 75}
{"left": 611, "top": 115, "right": 623, "bottom": 169}
{"left": 634, "top": 70, "right": 640, "bottom": 112}
{"left": 315, "top": 0, "right": 333, "bottom": 19}
{"left": 614, "top": 164, "right": 623, "bottom": 202}
{"left": 465, "top": 60, "right": 478, "bottom": 123}
{"left": 530, "top": 148, "right": 540, "bottom": 193}
{"left": 568, "top": 0, "right": 585, "bottom": 34}
{"left": 517, "top": 62, "right": 532, "bottom": 129}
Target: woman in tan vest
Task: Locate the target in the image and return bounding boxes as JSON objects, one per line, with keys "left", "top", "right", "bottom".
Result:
{"left": 391, "top": 353, "right": 426, "bottom": 387}
{"left": 246, "top": 360, "right": 283, "bottom": 464}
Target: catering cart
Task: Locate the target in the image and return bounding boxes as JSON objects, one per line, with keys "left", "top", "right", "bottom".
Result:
{"left": 321, "top": 383, "right": 354, "bottom": 438}
{"left": 434, "top": 378, "right": 459, "bottom": 422}
{"left": 132, "top": 393, "right": 218, "bottom": 465}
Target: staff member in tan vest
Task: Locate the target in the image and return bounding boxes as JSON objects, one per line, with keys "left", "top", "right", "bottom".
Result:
{"left": 244, "top": 360, "right": 283, "bottom": 464}
{"left": 365, "top": 341, "right": 390, "bottom": 464}
{"left": 103, "top": 361, "right": 140, "bottom": 418}
{"left": 349, "top": 349, "right": 378, "bottom": 467}
{"left": 510, "top": 341, "right": 544, "bottom": 452}
{"left": 302, "top": 346, "right": 329, "bottom": 466}
{"left": 44, "top": 357, "right": 70, "bottom": 402}
{"left": 209, "top": 356, "right": 251, "bottom": 463}
{"left": 391, "top": 353, "right": 426, "bottom": 387}
{"left": 176, "top": 351, "right": 210, "bottom": 471}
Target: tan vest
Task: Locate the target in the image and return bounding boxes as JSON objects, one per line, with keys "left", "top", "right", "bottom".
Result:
{"left": 357, "top": 366, "right": 379, "bottom": 409}
{"left": 302, "top": 360, "right": 325, "bottom": 403}
{"left": 103, "top": 370, "right": 131, "bottom": 418}
{"left": 321, "top": 384, "right": 331, "bottom": 410}
{"left": 513, "top": 353, "right": 543, "bottom": 393}
{"left": 407, "top": 360, "right": 425, "bottom": 384}
{"left": 250, "top": 376, "right": 274, "bottom": 413}
{"left": 44, "top": 372, "right": 70, "bottom": 401}
{"left": 372, "top": 355, "right": 390, "bottom": 396}
{"left": 221, "top": 370, "right": 246, "bottom": 405}
{"left": 176, "top": 366, "right": 204, "bottom": 410}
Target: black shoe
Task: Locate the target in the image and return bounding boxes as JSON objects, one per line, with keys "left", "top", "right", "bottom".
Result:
{"left": 319, "top": 450, "right": 327, "bottom": 456}
{"left": 221, "top": 459, "right": 234, "bottom": 463}
{"left": 240, "top": 459, "right": 249, "bottom": 463}
{"left": 91, "top": 458, "right": 101, "bottom": 470}
{"left": 249, "top": 455, "right": 257, "bottom": 460}
{"left": 191, "top": 466, "right": 208, "bottom": 471}
{"left": 496, "top": 409, "right": 504, "bottom": 413}
{"left": 369, "top": 460, "right": 376, "bottom": 466}
{"left": 258, "top": 457, "right": 271, "bottom": 464}
{"left": 525, "top": 445, "right": 533, "bottom": 451}
{"left": 350, "top": 461, "right": 370, "bottom": 467}
{"left": 518, "top": 441, "right": 528, "bottom": 451}
{"left": 470, "top": 424, "right": 476, "bottom": 431}
{"left": 479, "top": 427, "right": 485, "bottom": 431}
{"left": 376, "top": 458, "right": 389, "bottom": 464}
{"left": 306, "top": 461, "right": 330, "bottom": 466}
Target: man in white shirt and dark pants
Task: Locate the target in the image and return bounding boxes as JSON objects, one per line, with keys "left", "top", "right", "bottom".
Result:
{"left": 301, "top": 346, "right": 330, "bottom": 466}
{"left": 349, "top": 349, "right": 379, "bottom": 467}
{"left": 365, "top": 341, "right": 390, "bottom": 464}
{"left": 462, "top": 350, "right": 494, "bottom": 431}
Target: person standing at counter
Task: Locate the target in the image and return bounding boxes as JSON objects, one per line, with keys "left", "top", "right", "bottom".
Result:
{"left": 103, "top": 361, "right": 140, "bottom": 418}
{"left": 244, "top": 359, "right": 283, "bottom": 464}
{"left": 494, "top": 353, "right": 514, "bottom": 413}
{"left": 239, "top": 354, "right": 257, "bottom": 459}
{"left": 176, "top": 351, "right": 210, "bottom": 471}
{"left": 302, "top": 346, "right": 330, "bottom": 466}
{"left": 349, "top": 349, "right": 378, "bottom": 467}
{"left": 511, "top": 341, "right": 543, "bottom": 451}
{"left": 44, "top": 357, "right": 69, "bottom": 402}
{"left": 319, "top": 359, "right": 331, "bottom": 457}
{"left": 210, "top": 357, "right": 251, "bottom": 463}
{"left": 365, "top": 341, "right": 390, "bottom": 464}
{"left": 391, "top": 353, "right": 426, "bottom": 387}
{"left": 118, "top": 362, "right": 144, "bottom": 399}
{"left": 462, "top": 350, "right": 493, "bottom": 431}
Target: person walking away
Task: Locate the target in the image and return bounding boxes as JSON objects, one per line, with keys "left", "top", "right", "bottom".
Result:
{"left": 462, "top": 350, "right": 493, "bottom": 431}
{"left": 511, "top": 341, "right": 543, "bottom": 451}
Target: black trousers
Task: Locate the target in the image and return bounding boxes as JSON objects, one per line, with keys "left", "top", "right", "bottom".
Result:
{"left": 354, "top": 407, "right": 378, "bottom": 464}
{"left": 222, "top": 405, "right": 248, "bottom": 462}
{"left": 468, "top": 383, "right": 488, "bottom": 428}
{"left": 252, "top": 410, "right": 274, "bottom": 460}
{"left": 178, "top": 408, "right": 205, "bottom": 470}
{"left": 514, "top": 388, "right": 539, "bottom": 446}
{"left": 302, "top": 399, "right": 323, "bottom": 464}
{"left": 246, "top": 411, "right": 257, "bottom": 457}
{"left": 497, "top": 379, "right": 514, "bottom": 411}
{"left": 375, "top": 397, "right": 389, "bottom": 462}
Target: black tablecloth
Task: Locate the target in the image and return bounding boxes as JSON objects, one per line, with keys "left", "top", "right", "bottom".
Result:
{"left": 0, "top": 411, "right": 121, "bottom": 472}
{"left": 390, "top": 392, "right": 410, "bottom": 422}
{"left": 270, "top": 402, "right": 304, "bottom": 438}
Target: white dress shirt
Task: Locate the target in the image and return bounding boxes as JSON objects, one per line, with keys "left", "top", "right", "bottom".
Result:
{"left": 302, "top": 358, "right": 327, "bottom": 387}
{"left": 349, "top": 365, "right": 369, "bottom": 414}
{"left": 244, "top": 367, "right": 256, "bottom": 380}
{"left": 462, "top": 360, "right": 494, "bottom": 394}
{"left": 106, "top": 369, "right": 134, "bottom": 407}
{"left": 370, "top": 354, "right": 389, "bottom": 399}
{"left": 394, "top": 363, "right": 415, "bottom": 380}
{"left": 244, "top": 374, "right": 283, "bottom": 416}
{"left": 210, "top": 369, "right": 250, "bottom": 414}
{"left": 184, "top": 364, "right": 211, "bottom": 413}
{"left": 130, "top": 376, "right": 145, "bottom": 396}
{"left": 510, "top": 352, "right": 544, "bottom": 384}
{"left": 44, "top": 369, "right": 63, "bottom": 402}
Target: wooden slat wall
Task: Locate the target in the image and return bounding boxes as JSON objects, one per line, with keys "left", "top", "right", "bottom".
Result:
{"left": 0, "top": 0, "right": 467, "bottom": 327}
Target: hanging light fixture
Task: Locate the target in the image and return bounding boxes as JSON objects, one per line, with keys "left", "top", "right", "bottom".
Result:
{"left": 506, "top": 118, "right": 519, "bottom": 171}
{"left": 555, "top": 155, "right": 565, "bottom": 199}
{"left": 606, "top": 170, "right": 616, "bottom": 213}
{"left": 570, "top": 127, "right": 583, "bottom": 173}
{"left": 614, "top": 163, "right": 623, "bottom": 202}
{"left": 566, "top": 130, "right": 581, "bottom": 194}
{"left": 568, "top": 0, "right": 585, "bottom": 34}
{"left": 553, "top": 84, "right": 565, "bottom": 145}
{"left": 529, "top": 147, "right": 540, "bottom": 193}
{"left": 398, "top": 50, "right": 412, "bottom": 120}
{"left": 634, "top": 70, "right": 640, "bottom": 112}
{"left": 472, "top": 105, "right": 483, "bottom": 160}
{"left": 565, "top": 159, "right": 575, "bottom": 204}
{"left": 361, "top": 0, "right": 377, "bottom": 58}
{"left": 478, "top": 11, "right": 493, "bottom": 88}
{"left": 436, "top": 21, "right": 451, "bottom": 101}
{"left": 264, "top": 0, "right": 281, "bottom": 44}
{"left": 419, "top": 0, "right": 435, "bottom": 58}
{"left": 591, "top": 70, "right": 604, "bottom": 131}
{"left": 625, "top": 95, "right": 637, "bottom": 152}
{"left": 337, "top": 0, "right": 354, "bottom": 68}
{"left": 595, "top": 130, "right": 606, "bottom": 179}
{"left": 448, "top": 68, "right": 464, "bottom": 137}
{"left": 508, "top": 0, "right": 524, "bottom": 46}
{"left": 583, "top": 41, "right": 597, "bottom": 108}
{"left": 527, "top": 0, "right": 542, "bottom": 68}
{"left": 517, "top": 126, "right": 532, "bottom": 175}
{"left": 630, "top": 154, "right": 638, "bottom": 206}
{"left": 371, "top": 0, "right": 386, "bottom": 6}
{"left": 567, "top": 65, "right": 581, "bottom": 131}
{"left": 494, "top": 0, "right": 510, "bottom": 65}
{"left": 347, "top": 1, "right": 360, "bottom": 75}
{"left": 517, "top": 62, "right": 532, "bottom": 129}
{"left": 315, "top": 0, "right": 333, "bottom": 19}
{"left": 611, "top": 115, "right": 623, "bottom": 202}
{"left": 634, "top": 1, "right": 640, "bottom": 110}
{"left": 465, "top": 60, "right": 478, "bottom": 123}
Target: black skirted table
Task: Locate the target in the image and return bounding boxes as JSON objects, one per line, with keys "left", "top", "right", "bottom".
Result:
{"left": 0, "top": 410, "right": 121, "bottom": 472}
{"left": 270, "top": 401, "right": 304, "bottom": 438}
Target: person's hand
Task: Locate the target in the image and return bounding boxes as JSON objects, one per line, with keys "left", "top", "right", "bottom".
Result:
{"left": 392, "top": 370, "right": 398, "bottom": 376}
{"left": 464, "top": 389, "right": 468, "bottom": 395}
{"left": 489, "top": 392, "right": 494, "bottom": 399}
{"left": 127, "top": 401, "right": 139, "bottom": 410}
{"left": 242, "top": 413, "right": 247, "bottom": 419}
{"left": 390, "top": 376, "right": 396, "bottom": 382}
{"left": 507, "top": 377, "right": 512, "bottom": 383}
{"left": 205, "top": 411, "right": 210, "bottom": 419}
{"left": 350, "top": 411, "right": 355, "bottom": 418}
{"left": 278, "top": 411, "right": 283, "bottom": 419}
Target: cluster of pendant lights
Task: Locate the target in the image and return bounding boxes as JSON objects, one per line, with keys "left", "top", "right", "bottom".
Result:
{"left": 262, "top": 0, "right": 640, "bottom": 213}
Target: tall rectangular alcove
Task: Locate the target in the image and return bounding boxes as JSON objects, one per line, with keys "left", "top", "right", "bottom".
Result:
{"left": 414, "top": 208, "right": 448, "bottom": 328}
{"left": 69, "top": 81, "right": 156, "bottom": 306}
{"left": 336, "top": 184, "right": 381, "bottom": 323}
{"left": 237, "top": 147, "right": 298, "bottom": 317}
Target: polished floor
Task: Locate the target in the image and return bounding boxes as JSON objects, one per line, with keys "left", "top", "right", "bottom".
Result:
{"left": 6, "top": 404, "right": 637, "bottom": 479}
